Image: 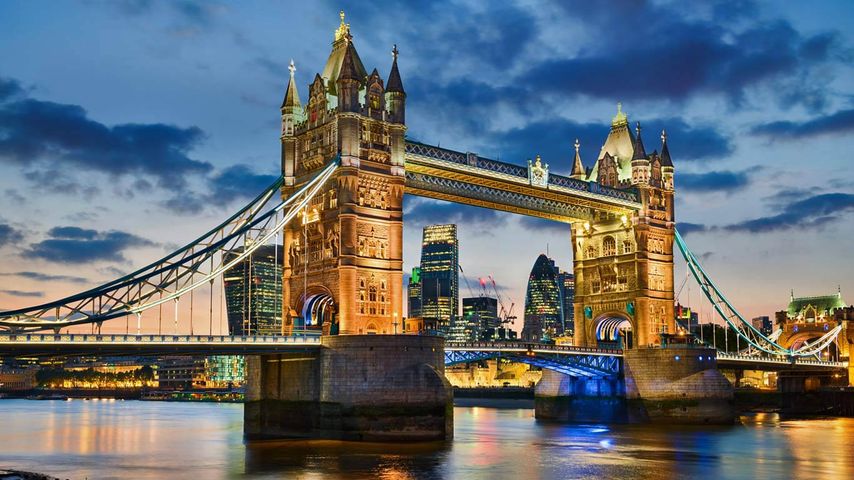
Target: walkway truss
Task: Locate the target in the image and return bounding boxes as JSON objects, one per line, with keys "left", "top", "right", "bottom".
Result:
{"left": 674, "top": 229, "right": 842, "bottom": 358}
{"left": 0, "top": 159, "right": 340, "bottom": 333}
{"left": 445, "top": 343, "right": 622, "bottom": 378}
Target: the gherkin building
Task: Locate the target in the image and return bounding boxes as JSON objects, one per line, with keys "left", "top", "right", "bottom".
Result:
{"left": 522, "top": 254, "right": 563, "bottom": 342}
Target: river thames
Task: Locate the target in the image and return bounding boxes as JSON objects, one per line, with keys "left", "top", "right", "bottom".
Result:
{"left": 1, "top": 399, "right": 853, "bottom": 479}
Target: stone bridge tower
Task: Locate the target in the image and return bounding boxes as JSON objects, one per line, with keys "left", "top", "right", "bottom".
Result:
{"left": 571, "top": 105, "right": 676, "bottom": 349}
{"left": 280, "top": 13, "right": 406, "bottom": 335}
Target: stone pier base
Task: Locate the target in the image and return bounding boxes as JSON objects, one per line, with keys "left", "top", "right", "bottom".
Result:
{"left": 624, "top": 347, "right": 735, "bottom": 424}
{"left": 244, "top": 335, "right": 452, "bottom": 442}
{"left": 534, "top": 370, "right": 640, "bottom": 423}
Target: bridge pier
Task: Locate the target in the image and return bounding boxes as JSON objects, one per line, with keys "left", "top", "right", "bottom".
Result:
{"left": 534, "top": 370, "right": 636, "bottom": 423}
{"left": 623, "top": 347, "right": 734, "bottom": 424}
{"left": 244, "top": 335, "right": 452, "bottom": 442}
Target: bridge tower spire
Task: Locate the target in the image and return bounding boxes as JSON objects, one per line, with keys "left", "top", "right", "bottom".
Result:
{"left": 570, "top": 138, "right": 586, "bottom": 179}
{"left": 280, "top": 12, "right": 406, "bottom": 335}
{"left": 571, "top": 104, "right": 676, "bottom": 350}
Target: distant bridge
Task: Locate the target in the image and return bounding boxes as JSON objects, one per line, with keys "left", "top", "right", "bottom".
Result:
{"left": 1, "top": 335, "right": 842, "bottom": 376}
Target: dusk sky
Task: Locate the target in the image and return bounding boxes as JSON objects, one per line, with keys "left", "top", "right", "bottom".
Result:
{"left": 1, "top": 0, "right": 853, "bottom": 331}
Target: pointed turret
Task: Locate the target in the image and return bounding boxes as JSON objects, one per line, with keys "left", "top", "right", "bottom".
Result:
{"left": 570, "top": 138, "right": 586, "bottom": 179}
{"left": 660, "top": 129, "right": 674, "bottom": 190}
{"left": 322, "top": 10, "right": 367, "bottom": 95}
{"left": 281, "top": 60, "right": 303, "bottom": 138}
{"left": 282, "top": 59, "right": 302, "bottom": 110}
{"left": 632, "top": 122, "right": 647, "bottom": 160}
{"left": 337, "top": 39, "right": 362, "bottom": 112}
{"left": 660, "top": 129, "right": 673, "bottom": 167}
{"left": 386, "top": 44, "right": 405, "bottom": 94}
{"left": 385, "top": 45, "right": 406, "bottom": 124}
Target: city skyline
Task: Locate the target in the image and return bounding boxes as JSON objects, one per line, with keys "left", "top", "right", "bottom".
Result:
{"left": 1, "top": 1, "right": 853, "bottom": 328}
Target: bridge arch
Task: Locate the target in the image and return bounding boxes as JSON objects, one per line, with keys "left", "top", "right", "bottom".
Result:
{"left": 592, "top": 313, "right": 633, "bottom": 349}
{"left": 785, "top": 330, "right": 840, "bottom": 361}
{"left": 297, "top": 286, "right": 337, "bottom": 334}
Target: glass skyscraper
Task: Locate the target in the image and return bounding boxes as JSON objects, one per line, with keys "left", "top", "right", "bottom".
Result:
{"left": 558, "top": 271, "right": 575, "bottom": 337}
{"left": 408, "top": 267, "right": 422, "bottom": 319}
{"left": 419, "top": 224, "right": 458, "bottom": 335}
{"left": 462, "top": 296, "right": 498, "bottom": 341}
{"left": 223, "top": 244, "right": 284, "bottom": 335}
{"left": 522, "top": 254, "right": 563, "bottom": 342}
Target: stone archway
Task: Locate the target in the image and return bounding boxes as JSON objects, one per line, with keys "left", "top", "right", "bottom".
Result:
{"left": 593, "top": 314, "right": 633, "bottom": 349}
{"left": 295, "top": 286, "right": 337, "bottom": 333}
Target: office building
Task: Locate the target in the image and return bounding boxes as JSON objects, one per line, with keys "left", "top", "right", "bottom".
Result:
{"left": 419, "top": 224, "right": 458, "bottom": 335}
{"left": 408, "top": 267, "right": 422, "bottom": 319}
{"left": 223, "top": 244, "right": 284, "bottom": 335}
{"left": 522, "top": 254, "right": 563, "bottom": 342}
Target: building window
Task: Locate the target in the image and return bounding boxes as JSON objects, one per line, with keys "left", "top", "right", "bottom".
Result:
{"left": 603, "top": 236, "right": 616, "bottom": 256}
{"left": 586, "top": 245, "right": 597, "bottom": 259}
{"left": 622, "top": 240, "right": 633, "bottom": 254}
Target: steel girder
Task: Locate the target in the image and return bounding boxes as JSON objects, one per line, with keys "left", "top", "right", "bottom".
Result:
{"left": 444, "top": 349, "right": 622, "bottom": 378}
{"left": 0, "top": 159, "right": 340, "bottom": 332}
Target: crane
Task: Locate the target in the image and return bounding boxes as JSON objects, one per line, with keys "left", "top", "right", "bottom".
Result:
{"left": 487, "top": 275, "right": 516, "bottom": 326}
{"left": 458, "top": 264, "right": 478, "bottom": 299}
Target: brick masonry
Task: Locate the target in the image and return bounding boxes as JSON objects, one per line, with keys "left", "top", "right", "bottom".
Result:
{"left": 245, "top": 335, "right": 453, "bottom": 441}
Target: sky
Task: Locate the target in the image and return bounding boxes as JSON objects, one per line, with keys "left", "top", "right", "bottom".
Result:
{"left": 1, "top": 0, "right": 853, "bottom": 332}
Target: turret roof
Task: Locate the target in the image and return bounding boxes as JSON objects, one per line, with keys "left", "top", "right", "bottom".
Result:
{"left": 386, "top": 44, "right": 405, "bottom": 94}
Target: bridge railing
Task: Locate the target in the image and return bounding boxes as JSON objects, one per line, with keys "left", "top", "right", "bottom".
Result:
{"left": 715, "top": 351, "right": 845, "bottom": 368}
{"left": 0, "top": 333, "right": 322, "bottom": 345}
{"left": 445, "top": 341, "right": 622, "bottom": 356}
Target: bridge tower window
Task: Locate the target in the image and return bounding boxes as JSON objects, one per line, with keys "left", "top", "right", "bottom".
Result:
{"left": 603, "top": 236, "right": 616, "bottom": 256}
{"left": 586, "top": 245, "right": 597, "bottom": 259}
{"left": 622, "top": 240, "right": 633, "bottom": 254}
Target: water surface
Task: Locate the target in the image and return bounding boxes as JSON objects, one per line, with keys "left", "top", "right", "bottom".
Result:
{"left": 0, "top": 399, "right": 852, "bottom": 479}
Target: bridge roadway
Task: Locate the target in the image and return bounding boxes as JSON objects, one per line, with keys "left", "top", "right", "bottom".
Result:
{"left": 0, "top": 335, "right": 844, "bottom": 373}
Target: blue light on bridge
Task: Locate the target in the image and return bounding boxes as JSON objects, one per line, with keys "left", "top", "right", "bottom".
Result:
{"left": 674, "top": 355, "right": 681, "bottom": 361}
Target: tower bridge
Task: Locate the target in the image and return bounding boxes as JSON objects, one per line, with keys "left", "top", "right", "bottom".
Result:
{"left": 0, "top": 13, "right": 849, "bottom": 440}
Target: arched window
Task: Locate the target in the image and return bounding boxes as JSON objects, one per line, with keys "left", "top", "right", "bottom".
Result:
{"left": 368, "top": 286, "right": 378, "bottom": 315}
{"left": 603, "top": 236, "right": 616, "bottom": 256}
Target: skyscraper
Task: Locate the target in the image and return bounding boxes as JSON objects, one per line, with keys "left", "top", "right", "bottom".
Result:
{"left": 558, "top": 271, "right": 575, "bottom": 337}
{"left": 419, "top": 224, "right": 458, "bottom": 335}
{"left": 223, "top": 244, "right": 284, "bottom": 335}
{"left": 462, "top": 296, "right": 498, "bottom": 341}
{"left": 522, "top": 254, "right": 563, "bottom": 342}
{"left": 408, "top": 267, "right": 422, "bottom": 319}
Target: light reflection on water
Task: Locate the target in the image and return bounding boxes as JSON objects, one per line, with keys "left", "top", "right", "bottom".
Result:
{"left": 0, "top": 399, "right": 852, "bottom": 479}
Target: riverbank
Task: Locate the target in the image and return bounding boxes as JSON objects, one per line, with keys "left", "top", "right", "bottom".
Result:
{"left": 0, "top": 470, "right": 62, "bottom": 480}
{"left": 736, "top": 388, "right": 854, "bottom": 416}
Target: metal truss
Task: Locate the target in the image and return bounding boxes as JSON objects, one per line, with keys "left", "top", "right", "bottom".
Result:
{"left": 674, "top": 229, "right": 842, "bottom": 358}
{"left": 444, "top": 344, "right": 622, "bottom": 378}
{"left": 406, "top": 171, "right": 595, "bottom": 221}
{"left": 405, "top": 140, "right": 639, "bottom": 204}
{"left": 0, "top": 159, "right": 340, "bottom": 333}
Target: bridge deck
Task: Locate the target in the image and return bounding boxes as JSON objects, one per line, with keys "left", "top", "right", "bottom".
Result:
{"left": 0, "top": 333, "right": 322, "bottom": 356}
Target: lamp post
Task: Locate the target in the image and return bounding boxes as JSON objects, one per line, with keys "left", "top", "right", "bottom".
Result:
{"left": 393, "top": 312, "right": 399, "bottom": 334}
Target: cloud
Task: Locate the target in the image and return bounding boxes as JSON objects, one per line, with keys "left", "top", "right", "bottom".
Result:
{"left": 404, "top": 197, "right": 507, "bottom": 229}
{"left": 24, "top": 226, "right": 157, "bottom": 264}
{"left": 0, "top": 77, "right": 24, "bottom": 102}
{"left": 751, "top": 109, "right": 854, "bottom": 140}
{"left": 0, "top": 271, "right": 89, "bottom": 284}
{"left": 677, "top": 222, "right": 709, "bottom": 236}
{"left": 526, "top": 2, "right": 845, "bottom": 108}
{"left": 0, "top": 223, "right": 24, "bottom": 248}
{"left": 678, "top": 169, "right": 753, "bottom": 193}
{"left": 517, "top": 216, "right": 571, "bottom": 234}
{"left": 479, "top": 115, "right": 732, "bottom": 173}
{"left": 0, "top": 77, "right": 211, "bottom": 189}
{"left": 162, "top": 163, "right": 279, "bottom": 215}
{"left": 725, "top": 192, "right": 854, "bottom": 233}
{"left": 0, "top": 289, "right": 44, "bottom": 298}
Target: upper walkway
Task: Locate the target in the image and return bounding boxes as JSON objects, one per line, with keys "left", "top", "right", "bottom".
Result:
{"left": 403, "top": 141, "right": 642, "bottom": 222}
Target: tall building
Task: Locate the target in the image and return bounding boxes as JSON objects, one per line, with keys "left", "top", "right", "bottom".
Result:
{"left": 522, "top": 254, "right": 563, "bottom": 342}
{"left": 558, "top": 271, "right": 575, "bottom": 337}
{"left": 419, "top": 224, "right": 459, "bottom": 335}
{"left": 463, "top": 296, "right": 498, "bottom": 341}
{"left": 205, "top": 356, "right": 245, "bottom": 388}
{"left": 408, "top": 267, "right": 422, "bottom": 319}
{"left": 223, "top": 244, "right": 284, "bottom": 335}
{"left": 751, "top": 316, "right": 772, "bottom": 335}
